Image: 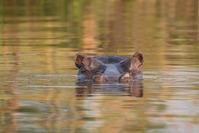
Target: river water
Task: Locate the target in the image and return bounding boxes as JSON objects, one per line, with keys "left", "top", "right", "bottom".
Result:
{"left": 0, "top": 0, "right": 199, "bottom": 133}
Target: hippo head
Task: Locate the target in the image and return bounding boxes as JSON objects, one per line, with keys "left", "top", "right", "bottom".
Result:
{"left": 74, "top": 51, "right": 144, "bottom": 83}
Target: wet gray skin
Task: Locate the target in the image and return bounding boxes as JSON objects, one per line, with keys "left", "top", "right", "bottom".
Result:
{"left": 75, "top": 51, "right": 144, "bottom": 83}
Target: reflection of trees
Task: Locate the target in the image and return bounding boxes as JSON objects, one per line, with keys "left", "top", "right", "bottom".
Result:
{"left": 0, "top": 0, "right": 198, "bottom": 47}
{"left": 82, "top": 5, "right": 99, "bottom": 53}
{"left": 162, "top": 0, "right": 198, "bottom": 44}
{"left": 0, "top": 95, "right": 18, "bottom": 133}
{"left": 0, "top": 0, "right": 198, "bottom": 132}
{"left": 0, "top": 47, "right": 19, "bottom": 132}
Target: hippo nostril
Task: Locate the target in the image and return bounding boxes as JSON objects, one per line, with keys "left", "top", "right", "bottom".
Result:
{"left": 92, "top": 73, "right": 107, "bottom": 83}
{"left": 119, "top": 72, "right": 131, "bottom": 83}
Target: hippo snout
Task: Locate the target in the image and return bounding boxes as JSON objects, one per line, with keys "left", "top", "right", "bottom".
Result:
{"left": 92, "top": 72, "right": 133, "bottom": 83}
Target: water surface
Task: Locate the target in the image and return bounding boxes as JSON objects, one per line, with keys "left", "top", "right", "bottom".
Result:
{"left": 0, "top": 0, "right": 199, "bottom": 133}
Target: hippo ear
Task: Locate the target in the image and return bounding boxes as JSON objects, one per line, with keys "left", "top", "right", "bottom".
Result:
{"left": 74, "top": 53, "right": 85, "bottom": 69}
{"left": 129, "top": 58, "right": 142, "bottom": 71}
{"left": 133, "top": 51, "right": 144, "bottom": 64}
{"left": 119, "top": 57, "right": 142, "bottom": 73}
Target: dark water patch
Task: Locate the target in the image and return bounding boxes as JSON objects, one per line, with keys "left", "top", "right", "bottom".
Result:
{"left": 15, "top": 106, "right": 40, "bottom": 113}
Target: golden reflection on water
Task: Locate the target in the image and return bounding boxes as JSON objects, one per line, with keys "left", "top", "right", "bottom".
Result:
{"left": 0, "top": 0, "right": 199, "bottom": 133}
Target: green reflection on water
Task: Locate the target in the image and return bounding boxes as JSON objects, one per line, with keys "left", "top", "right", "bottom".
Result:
{"left": 15, "top": 106, "right": 40, "bottom": 113}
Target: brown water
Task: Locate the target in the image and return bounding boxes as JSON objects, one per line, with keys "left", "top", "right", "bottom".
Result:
{"left": 0, "top": 0, "right": 199, "bottom": 133}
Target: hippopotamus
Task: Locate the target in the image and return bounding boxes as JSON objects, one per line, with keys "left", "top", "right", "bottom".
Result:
{"left": 74, "top": 51, "right": 144, "bottom": 83}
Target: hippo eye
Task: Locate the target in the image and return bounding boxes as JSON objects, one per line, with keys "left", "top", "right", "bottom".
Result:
{"left": 80, "top": 68, "right": 85, "bottom": 72}
{"left": 80, "top": 70, "right": 92, "bottom": 79}
{"left": 80, "top": 65, "right": 86, "bottom": 72}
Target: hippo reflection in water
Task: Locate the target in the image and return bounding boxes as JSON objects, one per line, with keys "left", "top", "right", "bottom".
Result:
{"left": 74, "top": 51, "right": 144, "bottom": 83}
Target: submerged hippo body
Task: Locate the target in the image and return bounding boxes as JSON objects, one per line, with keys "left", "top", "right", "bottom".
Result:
{"left": 75, "top": 51, "right": 144, "bottom": 83}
